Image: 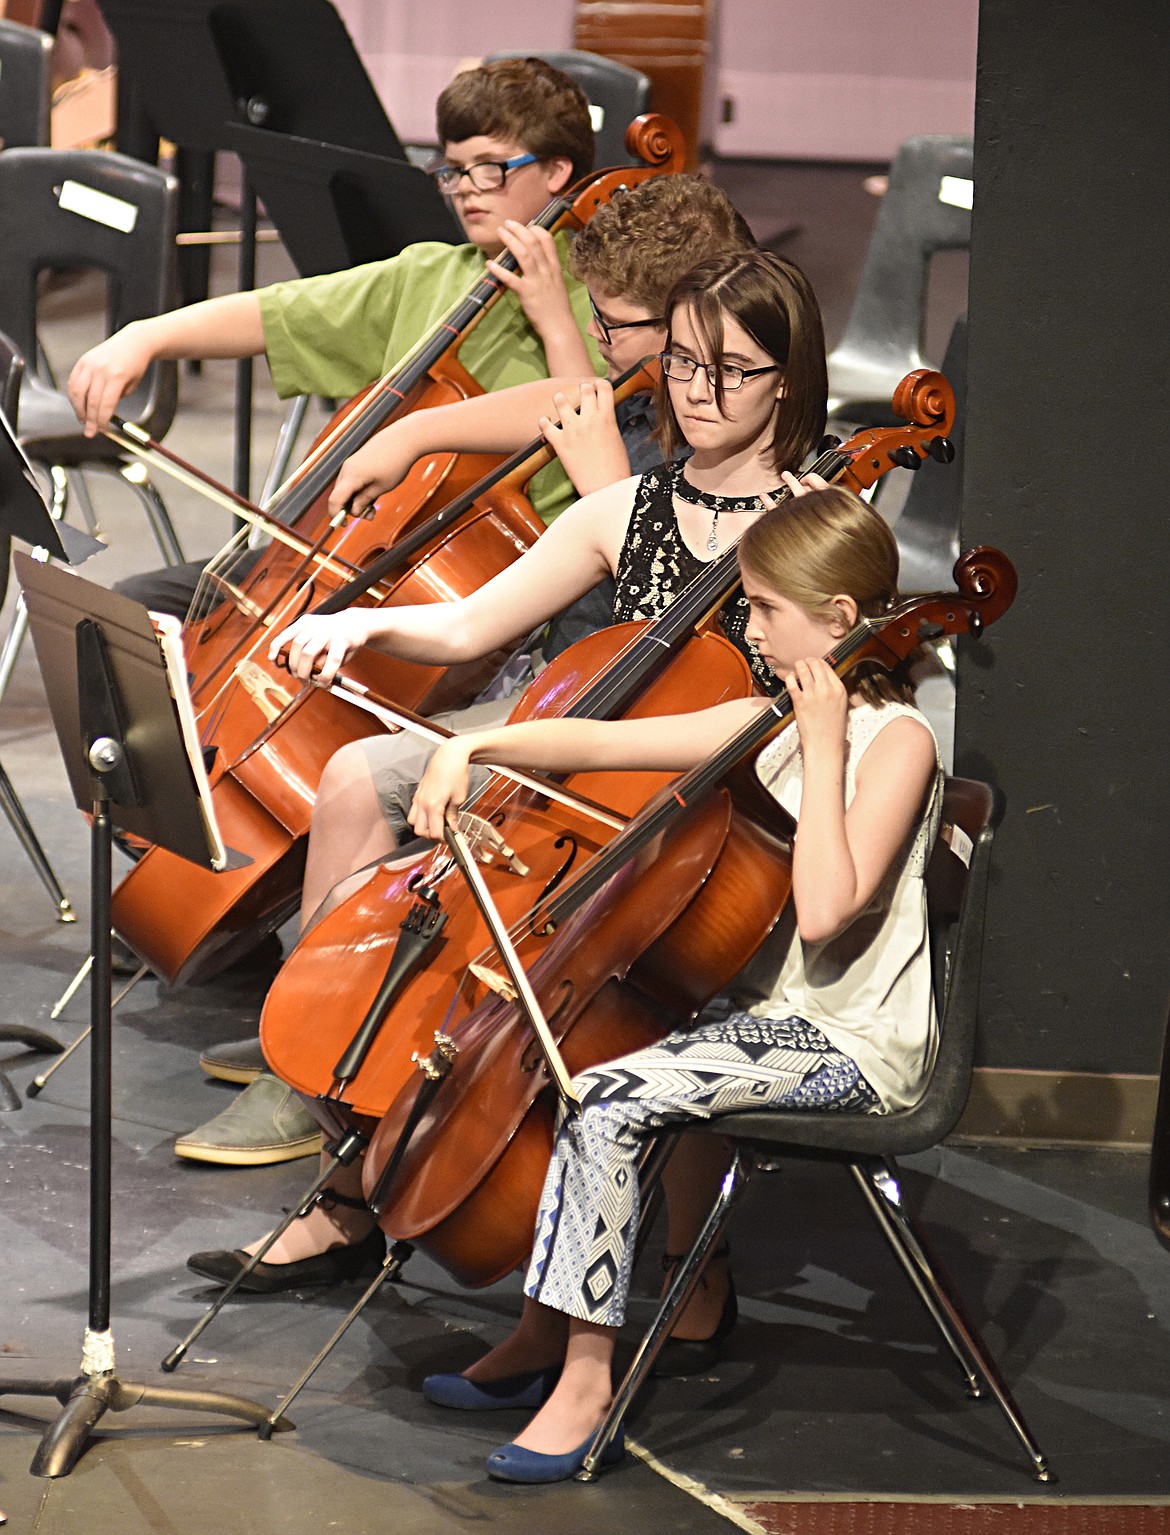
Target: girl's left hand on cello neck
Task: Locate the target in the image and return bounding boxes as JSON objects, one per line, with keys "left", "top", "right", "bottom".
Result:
{"left": 785, "top": 657, "right": 849, "bottom": 763}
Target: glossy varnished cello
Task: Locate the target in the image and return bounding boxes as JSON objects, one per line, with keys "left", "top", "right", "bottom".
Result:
{"left": 108, "top": 119, "right": 686, "bottom": 984}
{"left": 364, "top": 548, "right": 1018, "bottom": 1286}
{"left": 258, "top": 371, "right": 959, "bottom": 1122}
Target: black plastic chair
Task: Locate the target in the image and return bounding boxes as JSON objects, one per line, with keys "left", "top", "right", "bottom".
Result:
{"left": 0, "top": 327, "right": 74, "bottom": 955}
{"left": 483, "top": 49, "right": 652, "bottom": 168}
{"left": 828, "top": 135, "right": 972, "bottom": 425}
{"left": 579, "top": 777, "right": 1053, "bottom": 1485}
{"left": 0, "top": 18, "right": 53, "bottom": 150}
{"left": 0, "top": 147, "right": 184, "bottom": 564}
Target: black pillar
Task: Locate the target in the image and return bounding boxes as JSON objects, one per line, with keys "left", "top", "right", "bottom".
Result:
{"left": 956, "top": 0, "right": 1170, "bottom": 1076}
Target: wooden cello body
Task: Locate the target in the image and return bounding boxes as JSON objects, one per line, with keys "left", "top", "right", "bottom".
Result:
{"left": 363, "top": 548, "right": 1019, "bottom": 1289}
{"left": 257, "top": 372, "right": 960, "bottom": 1109}
{"left": 108, "top": 120, "right": 688, "bottom": 984}
{"left": 259, "top": 626, "right": 757, "bottom": 1114}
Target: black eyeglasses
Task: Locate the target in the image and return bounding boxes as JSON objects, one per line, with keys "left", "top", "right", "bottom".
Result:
{"left": 431, "top": 152, "right": 538, "bottom": 193}
{"left": 588, "top": 294, "right": 665, "bottom": 346}
{"left": 659, "top": 352, "right": 780, "bottom": 391}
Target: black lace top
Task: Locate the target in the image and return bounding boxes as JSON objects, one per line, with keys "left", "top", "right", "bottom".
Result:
{"left": 611, "top": 461, "right": 780, "bottom": 694}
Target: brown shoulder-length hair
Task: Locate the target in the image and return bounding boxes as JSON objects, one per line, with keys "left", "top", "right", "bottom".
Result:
{"left": 654, "top": 249, "right": 827, "bottom": 476}
{"left": 738, "top": 485, "right": 915, "bottom": 705}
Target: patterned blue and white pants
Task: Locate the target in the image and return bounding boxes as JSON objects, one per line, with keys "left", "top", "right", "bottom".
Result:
{"left": 523, "top": 1012, "right": 880, "bottom": 1328}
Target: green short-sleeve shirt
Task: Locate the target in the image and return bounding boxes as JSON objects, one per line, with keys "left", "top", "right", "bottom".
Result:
{"left": 257, "top": 235, "right": 602, "bottom": 523}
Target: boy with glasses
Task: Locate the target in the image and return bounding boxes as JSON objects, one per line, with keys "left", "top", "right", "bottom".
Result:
{"left": 66, "top": 57, "right": 604, "bottom": 620}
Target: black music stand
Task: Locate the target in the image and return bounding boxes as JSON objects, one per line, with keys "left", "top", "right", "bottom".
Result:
{"left": 99, "top": 0, "right": 410, "bottom": 496}
{"left": 0, "top": 411, "right": 103, "bottom": 1106}
{"left": 0, "top": 555, "right": 282, "bottom": 1478}
{"left": 225, "top": 122, "right": 459, "bottom": 277}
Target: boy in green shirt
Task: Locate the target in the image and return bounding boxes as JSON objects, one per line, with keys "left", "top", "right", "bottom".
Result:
{"left": 67, "top": 56, "right": 605, "bottom": 616}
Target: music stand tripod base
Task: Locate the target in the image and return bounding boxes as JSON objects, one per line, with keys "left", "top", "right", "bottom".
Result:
{"left": 0, "top": 1368, "right": 292, "bottom": 1479}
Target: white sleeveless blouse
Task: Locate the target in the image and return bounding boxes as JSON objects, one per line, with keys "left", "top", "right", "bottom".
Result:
{"left": 732, "top": 701, "right": 943, "bottom": 1111}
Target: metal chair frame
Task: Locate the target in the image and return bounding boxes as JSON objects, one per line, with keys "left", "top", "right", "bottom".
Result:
{"left": 0, "top": 326, "right": 73, "bottom": 925}
{"left": 578, "top": 777, "right": 1053, "bottom": 1485}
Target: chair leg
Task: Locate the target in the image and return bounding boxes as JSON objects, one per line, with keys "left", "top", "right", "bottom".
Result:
{"left": 576, "top": 1144, "right": 750, "bottom": 1481}
{"left": 0, "top": 593, "right": 28, "bottom": 707}
{"left": 851, "top": 1156, "right": 1052, "bottom": 1482}
{"left": 0, "top": 760, "right": 74, "bottom": 922}
{"left": 117, "top": 463, "right": 186, "bottom": 566}
{"left": 260, "top": 394, "right": 310, "bottom": 506}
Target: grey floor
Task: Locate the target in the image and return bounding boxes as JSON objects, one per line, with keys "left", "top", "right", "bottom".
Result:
{"left": 2, "top": 162, "right": 1167, "bottom": 1533}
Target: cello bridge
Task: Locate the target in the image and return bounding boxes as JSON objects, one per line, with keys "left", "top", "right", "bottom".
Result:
{"left": 467, "top": 962, "right": 518, "bottom": 1002}
{"left": 455, "top": 812, "right": 530, "bottom": 876}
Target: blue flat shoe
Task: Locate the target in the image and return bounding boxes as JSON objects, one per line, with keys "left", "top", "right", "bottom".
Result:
{"left": 422, "top": 1366, "right": 560, "bottom": 1411}
{"left": 486, "top": 1427, "right": 625, "bottom": 1484}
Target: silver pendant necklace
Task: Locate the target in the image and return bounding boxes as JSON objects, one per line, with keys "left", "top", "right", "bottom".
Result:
{"left": 671, "top": 464, "right": 784, "bottom": 555}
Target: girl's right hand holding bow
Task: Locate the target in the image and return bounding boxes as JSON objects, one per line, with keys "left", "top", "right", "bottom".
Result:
{"left": 268, "top": 609, "right": 380, "bottom": 685}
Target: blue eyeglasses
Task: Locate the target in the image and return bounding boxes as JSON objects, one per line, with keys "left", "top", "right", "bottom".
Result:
{"left": 431, "top": 152, "right": 539, "bottom": 193}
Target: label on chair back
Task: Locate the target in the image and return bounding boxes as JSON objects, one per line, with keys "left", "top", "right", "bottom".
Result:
{"left": 938, "top": 176, "right": 973, "bottom": 211}
{"left": 57, "top": 180, "right": 139, "bottom": 234}
{"left": 940, "top": 821, "right": 974, "bottom": 868}
{"left": 589, "top": 103, "right": 605, "bottom": 132}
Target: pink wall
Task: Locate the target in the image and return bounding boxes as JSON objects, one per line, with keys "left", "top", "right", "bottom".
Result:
{"left": 333, "top": 0, "right": 976, "bottom": 160}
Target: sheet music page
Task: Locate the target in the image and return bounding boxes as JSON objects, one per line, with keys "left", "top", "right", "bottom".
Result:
{"left": 150, "top": 613, "right": 228, "bottom": 871}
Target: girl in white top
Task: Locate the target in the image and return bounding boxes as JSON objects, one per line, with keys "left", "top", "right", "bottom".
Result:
{"left": 406, "top": 484, "right": 943, "bottom": 1483}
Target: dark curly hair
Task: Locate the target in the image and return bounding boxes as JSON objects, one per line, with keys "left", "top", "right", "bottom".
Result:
{"left": 569, "top": 174, "right": 756, "bottom": 312}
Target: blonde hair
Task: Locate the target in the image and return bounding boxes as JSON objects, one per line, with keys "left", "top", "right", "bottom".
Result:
{"left": 738, "top": 486, "right": 915, "bottom": 705}
{"left": 654, "top": 249, "right": 827, "bottom": 476}
{"left": 569, "top": 174, "right": 756, "bottom": 313}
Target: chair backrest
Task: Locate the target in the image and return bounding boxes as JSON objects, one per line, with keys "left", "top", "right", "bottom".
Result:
{"left": 914, "top": 775, "right": 998, "bottom": 1142}
{"left": 0, "top": 147, "right": 179, "bottom": 435}
{"left": 704, "top": 774, "right": 997, "bottom": 1159}
{"left": 0, "top": 328, "right": 22, "bottom": 610}
{"left": 827, "top": 135, "right": 972, "bottom": 422}
{"left": 0, "top": 19, "right": 52, "bottom": 150}
{"left": 483, "top": 49, "right": 652, "bottom": 170}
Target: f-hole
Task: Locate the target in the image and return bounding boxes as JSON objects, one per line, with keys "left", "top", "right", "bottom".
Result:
{"left": 536, "top": 834, "right": 579, "bottom": 905}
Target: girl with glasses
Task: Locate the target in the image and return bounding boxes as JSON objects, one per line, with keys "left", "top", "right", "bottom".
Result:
{"left": 190, "top": 249, "right": 832, "bottom": 1356}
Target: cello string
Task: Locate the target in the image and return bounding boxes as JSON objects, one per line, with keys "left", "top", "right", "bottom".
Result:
{"left": 262, "top": 193, "right": 576, "bottom": 509}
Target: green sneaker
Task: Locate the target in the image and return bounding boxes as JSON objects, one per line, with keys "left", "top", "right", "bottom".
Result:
{"left": 198, "top": 1035, "right": 266, "bottom": 1084}
{"left": 175, "top": 1073, "right": 322, "bottom": 1166}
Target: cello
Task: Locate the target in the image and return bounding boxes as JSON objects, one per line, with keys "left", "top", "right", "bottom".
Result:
{"left": 258, "top": 371, "right": 959, "bottom": 1120}
{"left": 108, "top": 364, "right": 660, "bottom": 986}
{"left": 107, "top": 116, "right": 687, "bottom": 984}
{"left": 364, "top": 548, "right": 1019, "bottom": 1286}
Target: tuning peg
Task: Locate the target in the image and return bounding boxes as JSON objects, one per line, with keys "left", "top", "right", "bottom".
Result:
{"left": 818, "top": 434, "right": 842, "bottom": 453}
{"left": 890, "top": 446, "right": 922, "bottom": 471}
{"left": 927, "top": 436, "right": 956, "bottom": 464}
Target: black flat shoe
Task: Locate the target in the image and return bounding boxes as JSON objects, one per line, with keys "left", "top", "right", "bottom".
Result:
{"left": 653, "top": 1247, "right": 738, "bottom": 1377}
{"left": 187, "top": 1226, "right": 385, "bottom": 1293}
